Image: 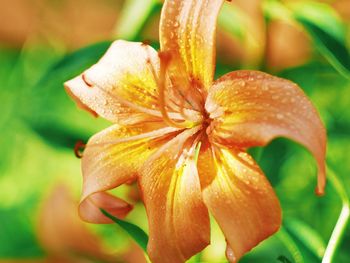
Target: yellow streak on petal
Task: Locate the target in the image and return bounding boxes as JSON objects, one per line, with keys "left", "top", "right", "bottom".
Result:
{"left": 140, "top": 127, "right": 210, "bottom": 263}
{"left": 79, "top": 121, "right": 181, "bottom": 223}
{"left": 198, "top": 144, "right": 282, "bottom": 262}
{"left": 206, "top": 70, "right": 327, "bottom": 194}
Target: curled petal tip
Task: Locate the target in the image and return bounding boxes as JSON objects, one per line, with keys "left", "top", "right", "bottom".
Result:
{"left": 79, "top": 192, "right": 133, "bottom": 224}
{"left": 64, "top": 78, "right": 99, "bottom": 118}
{"left": 226, "top": 245, "right": 237, "bottom": 263}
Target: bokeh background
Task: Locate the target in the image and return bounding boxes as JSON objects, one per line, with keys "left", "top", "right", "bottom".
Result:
{"left": 1, "top": 0, "right": 350, "bottom": 262}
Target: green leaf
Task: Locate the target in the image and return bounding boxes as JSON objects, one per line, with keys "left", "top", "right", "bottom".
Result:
{"left": 25, "top": 42, "right": 112, "bottom": 149}
{"left": 296, "top": 18, "right": 350, "bottom": 79}
{"left": 263, "top": 0, "right": 293, "bottom": 22}
{"left": 263, "top": 0, "right": 350, "bottom": 79}
{"left": 291, "top": 2, "right": 350, "bottom": 79}
{"left": 29, "top": 122, "right": 90, "bottom": 150}
{"left": 218, "top": 3, "right": 245, "bottom": 40}
{"left": 115, "top": 0, "right": 161, "bottom": 40}
{"left": 36, "top": 41, "right": 112, "bottom": 87}
{"left": 290, "top": 1, "right": 345, "bottom": 42}
{"left": 284, "top": 218, "right": 326, "bottom": 259}
{"left": 276, "top": 227, "right": 304, "bottom": 263}
{"left": 100, "top": 209, "right": 149, "bottom": 253}
{"left": 277, "top": 255, "right": 293, "bottom": 263}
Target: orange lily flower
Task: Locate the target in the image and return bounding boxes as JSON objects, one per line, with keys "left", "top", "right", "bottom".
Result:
{"left": 64, "top": 0, "right": 326, "bottom": 262}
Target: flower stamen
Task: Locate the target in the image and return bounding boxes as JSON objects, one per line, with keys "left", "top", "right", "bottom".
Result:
{"left": 82, "top": 74, "right": 93, "bottom": 87}
{"left": 74, "top": 140, "right": 86, "bottom": 158}
{"left": 158, "top": 51, "right": 195, "bottom": 129}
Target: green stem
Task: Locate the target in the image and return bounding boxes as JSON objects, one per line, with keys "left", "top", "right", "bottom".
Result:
{"left": 322, "top": 166, "right": 350, "bottom": 263}
{"left": 276, "top": 227, "right": 304, "bottom": 263}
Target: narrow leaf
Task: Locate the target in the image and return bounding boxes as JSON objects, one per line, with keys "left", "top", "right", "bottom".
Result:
{"left": 277, "top": 255, "right": 293, "bottom": 263}
{"left": 263, "top": 0, "right": 292, "bottom": 22}
{"left": 290, "top": 1, "right": 345, "bottom": 41}
{"left": 100, "top": 209, "right": 149, "bottom": 253}
{"left": 25, "top": 42, "right": 112, "bottom": 148}
{"left": 284, "top": 218, "right": 326, "bottom": 259}
{"left": 264, "top": 0, "right": 350, "bottom": 78}
{"left": 296, "top": 18, "right": 350, "bottom": 79}
{"left": 276, "top": 227, "right": 304, "bottom": 263}
{"left": 36, "top": 41, "right": 112, "bottom": 87}
{"left": 290, "top": 2, "right": 350, "bottom": 79}
{"left": 218, "top": 3, "right": 245, "bottom": 40}
{"left": 115, "top": 0, "right": 160, "bottom": 40}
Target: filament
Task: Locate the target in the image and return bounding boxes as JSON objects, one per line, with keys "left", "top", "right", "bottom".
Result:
{"left": 74, "top": 140, "right": 86, "bottom": 158}
{"left": 158, "top": 51, "right": 195, "bottom": 129}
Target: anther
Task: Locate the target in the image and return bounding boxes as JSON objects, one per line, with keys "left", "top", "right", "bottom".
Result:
{"left": 74, "top": 140, "right": 86, "bottom": 158}
{"left": 82, "top": 74, "right": 93, "bottom": 88}
{"left": 141, "top": 39, "right": 151, "bottom": 46}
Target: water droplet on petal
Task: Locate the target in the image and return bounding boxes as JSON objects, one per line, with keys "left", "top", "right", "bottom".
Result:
{"left": 262, "top": 83, "right": 269, "bottom": 91}
{"left": 276, "top": 113, "right": 284, "bottom": 120}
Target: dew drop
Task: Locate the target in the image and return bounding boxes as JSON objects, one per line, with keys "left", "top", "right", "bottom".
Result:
{"left": 237, "top": 80, "right": 246, "bottom": 87}
{"left": 276, "top": 113, "right": 284, "bottom": 120}
{"left": 262, "top": 83, "right": 269, "bottom": 91}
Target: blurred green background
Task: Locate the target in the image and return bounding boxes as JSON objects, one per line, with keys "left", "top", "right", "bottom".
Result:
{"left": 1, "top": 0, "right": 350, "bottom": 262}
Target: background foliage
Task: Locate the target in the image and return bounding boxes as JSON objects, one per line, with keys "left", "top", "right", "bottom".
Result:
{"left": 0, "top": 0, "right": 349, "bottom": 262}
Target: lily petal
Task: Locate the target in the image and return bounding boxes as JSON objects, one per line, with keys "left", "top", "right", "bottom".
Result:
{"left": 80, "top": 121, "right": 180, "bottom": 223}
{"left": 160, "top": 0, "right": 224, "bottom": 92}
{"left": 65, "top": 40, "right": 163, "bottom": 125}
{"left": 206, "top": 70, "right": 327, "bottom": 194}
{"left": 140, "top": 127, "right": 210, "bottom": 263}
{"left": 198, "top": 143, "right": 281, "bottom": 262}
